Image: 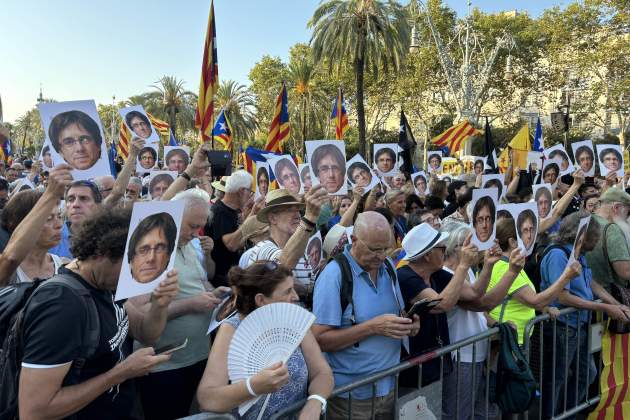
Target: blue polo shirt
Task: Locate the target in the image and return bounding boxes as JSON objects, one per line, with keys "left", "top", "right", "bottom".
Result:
{"left": 540, "top": 244, "right": 593, "bottom": 328}
{"left": 313, "top": 246, "right": 404, "bottom": 399}
{"left": 48, "top": 222, "right": 73, "bottom": 259}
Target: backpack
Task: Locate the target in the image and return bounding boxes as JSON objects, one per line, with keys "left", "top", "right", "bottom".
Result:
{"left": 528, "top": 244, "right": 571, "bottom": 292}
{"left": 0, "top": 274, "right": 101, "bottom": 420}
{"left": 489, "top": 323, "right": 537, "bottom": 414}
{"left": 314, "top": 253, "right": 397, "bottom": 326}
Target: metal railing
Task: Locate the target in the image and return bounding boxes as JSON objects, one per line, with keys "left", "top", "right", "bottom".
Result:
{"left": 522, "top": 304, "right": 604, "bottom": 420}
{"left": 269, "top": 327, "right": 501, "bottom": 419}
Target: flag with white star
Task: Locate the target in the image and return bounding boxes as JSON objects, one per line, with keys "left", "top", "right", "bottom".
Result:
{"left": 212, "top": 108, "right": 233, "bottom": 151}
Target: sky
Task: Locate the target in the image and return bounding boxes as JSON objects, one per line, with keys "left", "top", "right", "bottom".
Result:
{"left": 0, "top": 0, "right": 568, "bottom": 124}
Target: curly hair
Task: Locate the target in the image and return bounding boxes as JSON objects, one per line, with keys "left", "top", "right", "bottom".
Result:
{"left": 70, "top": 207, "right": 132, "bottom": 261}
{"left": 228, "top": 261, "right": 293, "bottom": 316}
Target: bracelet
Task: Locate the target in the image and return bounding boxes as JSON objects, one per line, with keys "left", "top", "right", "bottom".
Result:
{"left": 179, "top": 172, "right": 192, "bottom": 181}
{"left": 301, "top": 216, "right": 316, "bottom": 228}
{"left": 245, "top": 376, "right": 257, "bottom": 397}
{"left": 307, "top": 394, "right": 327, "bottom": 412}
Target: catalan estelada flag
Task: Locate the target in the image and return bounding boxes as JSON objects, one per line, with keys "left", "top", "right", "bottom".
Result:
{"left": 331, "top": 87, "right": 348, "bottom": 140}
{"left": 588, "top": 331, "right": 630, "bottom": 420}
{"left": 393, "top": 250, "right": 408, "bottom": 269}
{"left": 265, "top": 81, "right": 289, "bottom": 153}
{"left": 118, "top": 121, "right": 130, "bottom": 160}
{"left": 431, "top": 120, "right": 481, "bottom": 156}
{"left": 213, "top": 109, "right": 233, "bottom": 151}
{"left": 195, "top": 0, "right": 218, "bottom": 143}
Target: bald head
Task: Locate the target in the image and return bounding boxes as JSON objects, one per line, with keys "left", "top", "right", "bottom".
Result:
{"left": 354, "top": 211, "right": 391, "bottom": 240}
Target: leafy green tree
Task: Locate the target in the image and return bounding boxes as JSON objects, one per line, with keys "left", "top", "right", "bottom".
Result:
{"left": 215, "top": 80, "right": 258, "bottom": 149}
{"left": 150, "top": 76, "right": 197, "bottom": 137}
{"left": 309, "top": 0, "right": 410, "bottom": 159}
{"left": 248, "top": 55, "right": 289, "bottom": 144}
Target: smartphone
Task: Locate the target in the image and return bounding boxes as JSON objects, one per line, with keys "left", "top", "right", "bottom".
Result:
{"left": 206, "top": 151, "right": 232, "bottom": 177}
{"left": 155, "top": 338, "right": 188, "bottom": 355}
{"left": 213, "top": 288, "right": 232, "bottom": 299}
{"left": 406, "top": 298, "right": 442, "bottom": 319}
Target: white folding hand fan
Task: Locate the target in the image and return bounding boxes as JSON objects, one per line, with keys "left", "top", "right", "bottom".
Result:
{"left": 228, "top": 302, "right": 315, "bottom": 416}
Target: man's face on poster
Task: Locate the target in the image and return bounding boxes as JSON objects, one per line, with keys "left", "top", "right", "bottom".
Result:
{"left": 130, "top": 116, "right": 152, "bottom": 139}
{"left": 58, "top": 123, "right": 101, "bottom": 170}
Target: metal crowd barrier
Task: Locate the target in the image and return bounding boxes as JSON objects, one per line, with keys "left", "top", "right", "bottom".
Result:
{"left": 522, "top": 304, "right": 604, "bottom": 420}
{"left": 269, "top": 327, "right": 501, "bottom": 419}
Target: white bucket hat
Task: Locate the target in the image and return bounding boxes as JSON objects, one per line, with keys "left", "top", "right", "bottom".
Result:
{"left": 402, "top": 223, "right": 450, "bottom": 261}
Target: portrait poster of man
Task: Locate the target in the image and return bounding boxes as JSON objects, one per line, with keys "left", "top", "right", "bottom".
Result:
{"left": 306, "top": 140, "right": 347, "bottom": 195}
{"left": 544, "top": 144, "right": 574, "bottom": 175}
{"left": 596, "top": 144, "right": 624, "bottom": 177}
{"left": 255, "top": 162, "right": 271, "bottom": 200}
{"left": 299, "top": 164, "right": 312, "bottom": 194}
{"left": 38, "top": 100, "right": 111, "bottom": 180}
{"left": 268, "top": 154, "right": 301, "bottom": 196}
{"left": 427, "top": 151, "right": 443, "bottom": 174}
{"left": 501, "top": 203, "right": 539, "bottom": 256}
{"left": 373, "top": 143, "right": 398, "bottom": 176}
{"left": 571, "top": 140, "right": 595, "bottom": 177}
{"left": 164, "top": 146, "right": 190, "bottom": 174}
{"left": 411, "top": 171, "right": 428, "bottom": 196}
{"left": 119, "top": 105, "right": 159, "bottom": 143}
{"left": 39, "top": 139, "right": 54, "bottom": 170}
{"left": 569, "top": 215, "right": 591, "bottom": 265}
{"left": 115, "top": 200, "right": 185, "bottom": 301}
{"left": 527, "top": 152, "right": 543, "bottom": 173}
{"left": 136, "top": 145, "right": 159, "bottom": 173}
{"left": 482, "top": 174, "right": 505, "bottom": 201}
{"left": 147, "top": 171, "right": 177, "bottom": 200}
{"left": 541, "top": 158, "right": 563, "bottom": 186}
{"left": 532, "top": 184, "right": 554, "bottom": 220}
{"left": 346, "top": 154, "right": 378, "bottom": 193}
{"left": 470, "top": 188, "right": 498, "bottom": 251}
{"left": 305, "top": 231, "right": 323, "bottom": 271}
{"left": 473, "top": 157, "right": 486, "bottom": 176}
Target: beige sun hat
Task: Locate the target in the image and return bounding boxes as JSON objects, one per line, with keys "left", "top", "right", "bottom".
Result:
{"left": 256, "top": 189, "right": 305, "bottom": 223}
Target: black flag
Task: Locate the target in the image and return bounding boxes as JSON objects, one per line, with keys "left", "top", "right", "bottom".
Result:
{"left": 398, "top": 110, "right": 417, "bottom": 174}
{"left": 482, "top": 117, "right": 498, "bottom": 173}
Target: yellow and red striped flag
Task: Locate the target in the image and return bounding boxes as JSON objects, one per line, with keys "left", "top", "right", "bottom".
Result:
{"left": 589, "top": 331, "right": 630, "bottom": 419}
{"left": 264, "top": 81, "right": 290, "bottom": 153}
{"left": 431, "top": 120, "right": 481, "bottom": 155}
{"left": 147, "top": 113, "right": 170, "bottom": 139}
{"left": 195, "top": 0, "right": 218, "bottom": 144}
{"left": 117, "top": 121, "right": 131, "bottom": 160}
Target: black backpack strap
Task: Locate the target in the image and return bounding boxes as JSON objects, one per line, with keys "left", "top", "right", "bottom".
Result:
{"left": 38, "top": 274, "right": 101, "bottom": 369}
{"left": 333, "top": 254, "right": 355, "bottom": 325}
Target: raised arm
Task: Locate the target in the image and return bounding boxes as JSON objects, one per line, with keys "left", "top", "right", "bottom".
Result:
{"left": 0, "top": 165, "right": 72, "bottom": 286}
{"left": 103, "top": 138, "right": 143, "bottom": 208}
{"left": 338, "top": 187, "right": 364, "bottom": 227}
{"left": 539, "top": 170, "right": 584, "bottom": 233}
{"left": 513, "top": 261, "right": 581, "bottom": 311}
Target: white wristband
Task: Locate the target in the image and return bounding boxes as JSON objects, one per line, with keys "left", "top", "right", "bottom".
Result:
{"left": 307, "top": 394, "right": 327, "bottom": 412}
{"left": 245, "top": 376, "right": 257, "bottom": 397}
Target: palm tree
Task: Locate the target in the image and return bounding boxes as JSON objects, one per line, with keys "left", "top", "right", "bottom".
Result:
{"left": 309, "top": 0, "right": 410, "bottom": 159}
{"left": 151, "top": 76, "right": 196, "bottom": 135}
{"left": 287, "top": 60, "right": 328, "bottom": 151}
{"left": 215, "top": 80, "right": 258, "bottom": 144}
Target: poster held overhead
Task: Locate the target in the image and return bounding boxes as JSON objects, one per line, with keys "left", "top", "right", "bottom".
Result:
{"left": 147, "top": 171, "right": 177, "bottom": 200}
{"left": 571, "top": 140, "right": 595, "bottom": 177}
{"left": 255, "top": 162, "right": 271, "bottom": 200}
{"left": 411, "top": 171, "right": 428, "bottom": 196}
{"left": 481, "top": 174, "right": 505, "bottom": 201}
{"left": 470, "top": 188, "right": 498, "bottom": 251}
{"left": 596, "top": 144, "right": 624, "bottom": 177}
{"left": 532, "top": 184, "right": 554, "bottom": 219}
{"left": 164, "top": 146, "right": 190, "bottom": 174}
{"left": 544, "top": 144, "right": 573, "bottom": 175}
{"left": 500, "top": 203, "right": 539, "bottom": 256}
{"left": 346, "top": 154, "right": 378, "bottom": 193}
{"left": 306, "top": 140, "right": 347, "bottom": 195}
{"left": 298, "top": 164, "right": 312, "bottom": 194}
{"left": 267, "top": 154, "right": 301, "bottom": 196}
{"left": 427, "top": 151, "right": 443, "bottom": 174}
{"left": 373, "top": 143, "right": 398, "bottom": 176}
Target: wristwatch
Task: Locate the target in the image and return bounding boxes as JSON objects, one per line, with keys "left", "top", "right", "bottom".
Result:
{"left": 179, "top": 172, "right": 192, "bottom": 181}
{"left": 307, "top": 394, "right": 327, "bottom": 413}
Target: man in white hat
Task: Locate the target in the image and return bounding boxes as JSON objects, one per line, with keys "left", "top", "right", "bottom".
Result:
{"left": 312, "top": 211, "right": 420, "bottom": 419}
{"left": 247, "top": 185, "right": 328, "bottom": 292}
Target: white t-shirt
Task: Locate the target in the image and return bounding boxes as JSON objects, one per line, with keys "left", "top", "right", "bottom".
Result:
{"left": 443, "top": 266, "right": 488, "bottom": 363}
{"left": 15, "top": 254, "right": 63, "bottom": 284}
{"left": 246, "top": 240, "right": 314, "bottom": 285}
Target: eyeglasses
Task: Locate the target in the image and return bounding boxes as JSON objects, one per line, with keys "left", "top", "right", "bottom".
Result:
{"left": 355, "top": 237, "right": 388, "bottom": 256}
{"left": 135, "top": 244, "right": 169, "bottom": 256}
{"left": 61, "top": 136, "right": 95, "bottom": 149}
{"left": 318, "top": 165, "right": 341, "bottom": 174}
{"left": 131, "top": 121, "right": 149, "bottom": 130}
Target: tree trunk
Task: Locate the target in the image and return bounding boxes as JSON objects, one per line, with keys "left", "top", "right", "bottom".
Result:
{"left": 301, "top": 98, "right": 307, "bottom": 157}
{"left": 168, "top": 109, "right": 177, "bottom": 138}
{"left": 355, "top": 56, "right": 367, "bottom": 161}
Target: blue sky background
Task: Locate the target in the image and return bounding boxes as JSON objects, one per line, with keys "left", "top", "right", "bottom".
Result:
{"left": 0, "top": 0, "right": 567, "bottom": 123}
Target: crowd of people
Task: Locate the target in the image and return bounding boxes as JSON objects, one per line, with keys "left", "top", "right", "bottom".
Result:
{"left": 0, "top": 137, "right": 629, "bottom": 420}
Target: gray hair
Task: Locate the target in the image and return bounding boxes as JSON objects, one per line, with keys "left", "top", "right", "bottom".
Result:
{"left": 441, "top": 222, "right": 470, "bottom": 259}
{"left": 93, "top": 175, "right": 114, "bottom": 191}
{"left": 553, "top": 210, "right": 600, "bottom": 245}
{"left": 225, "top": 170, "right": 253, "bottom": 193}
{"left": 172, "top": 188, "right": 210, "bottom": 216}
{"left": 128, "top": 177, "right": 142, "bottom": 187}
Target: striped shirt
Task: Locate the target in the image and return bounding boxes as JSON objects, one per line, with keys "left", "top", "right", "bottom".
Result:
{"left": 246, "top": 240, "right": 314, "bottom": 286}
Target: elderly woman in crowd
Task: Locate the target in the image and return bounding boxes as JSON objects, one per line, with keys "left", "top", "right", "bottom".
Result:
{"left": 197, "top": 261, "right": 333, "bottom": 419}
{"left": 385, "top": 189, "right": 408, "bottom": 246}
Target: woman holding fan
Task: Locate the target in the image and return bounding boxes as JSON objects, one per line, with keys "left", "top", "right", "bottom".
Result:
{"left": 197, "top": 261, "right": 333, "bottom": 419}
